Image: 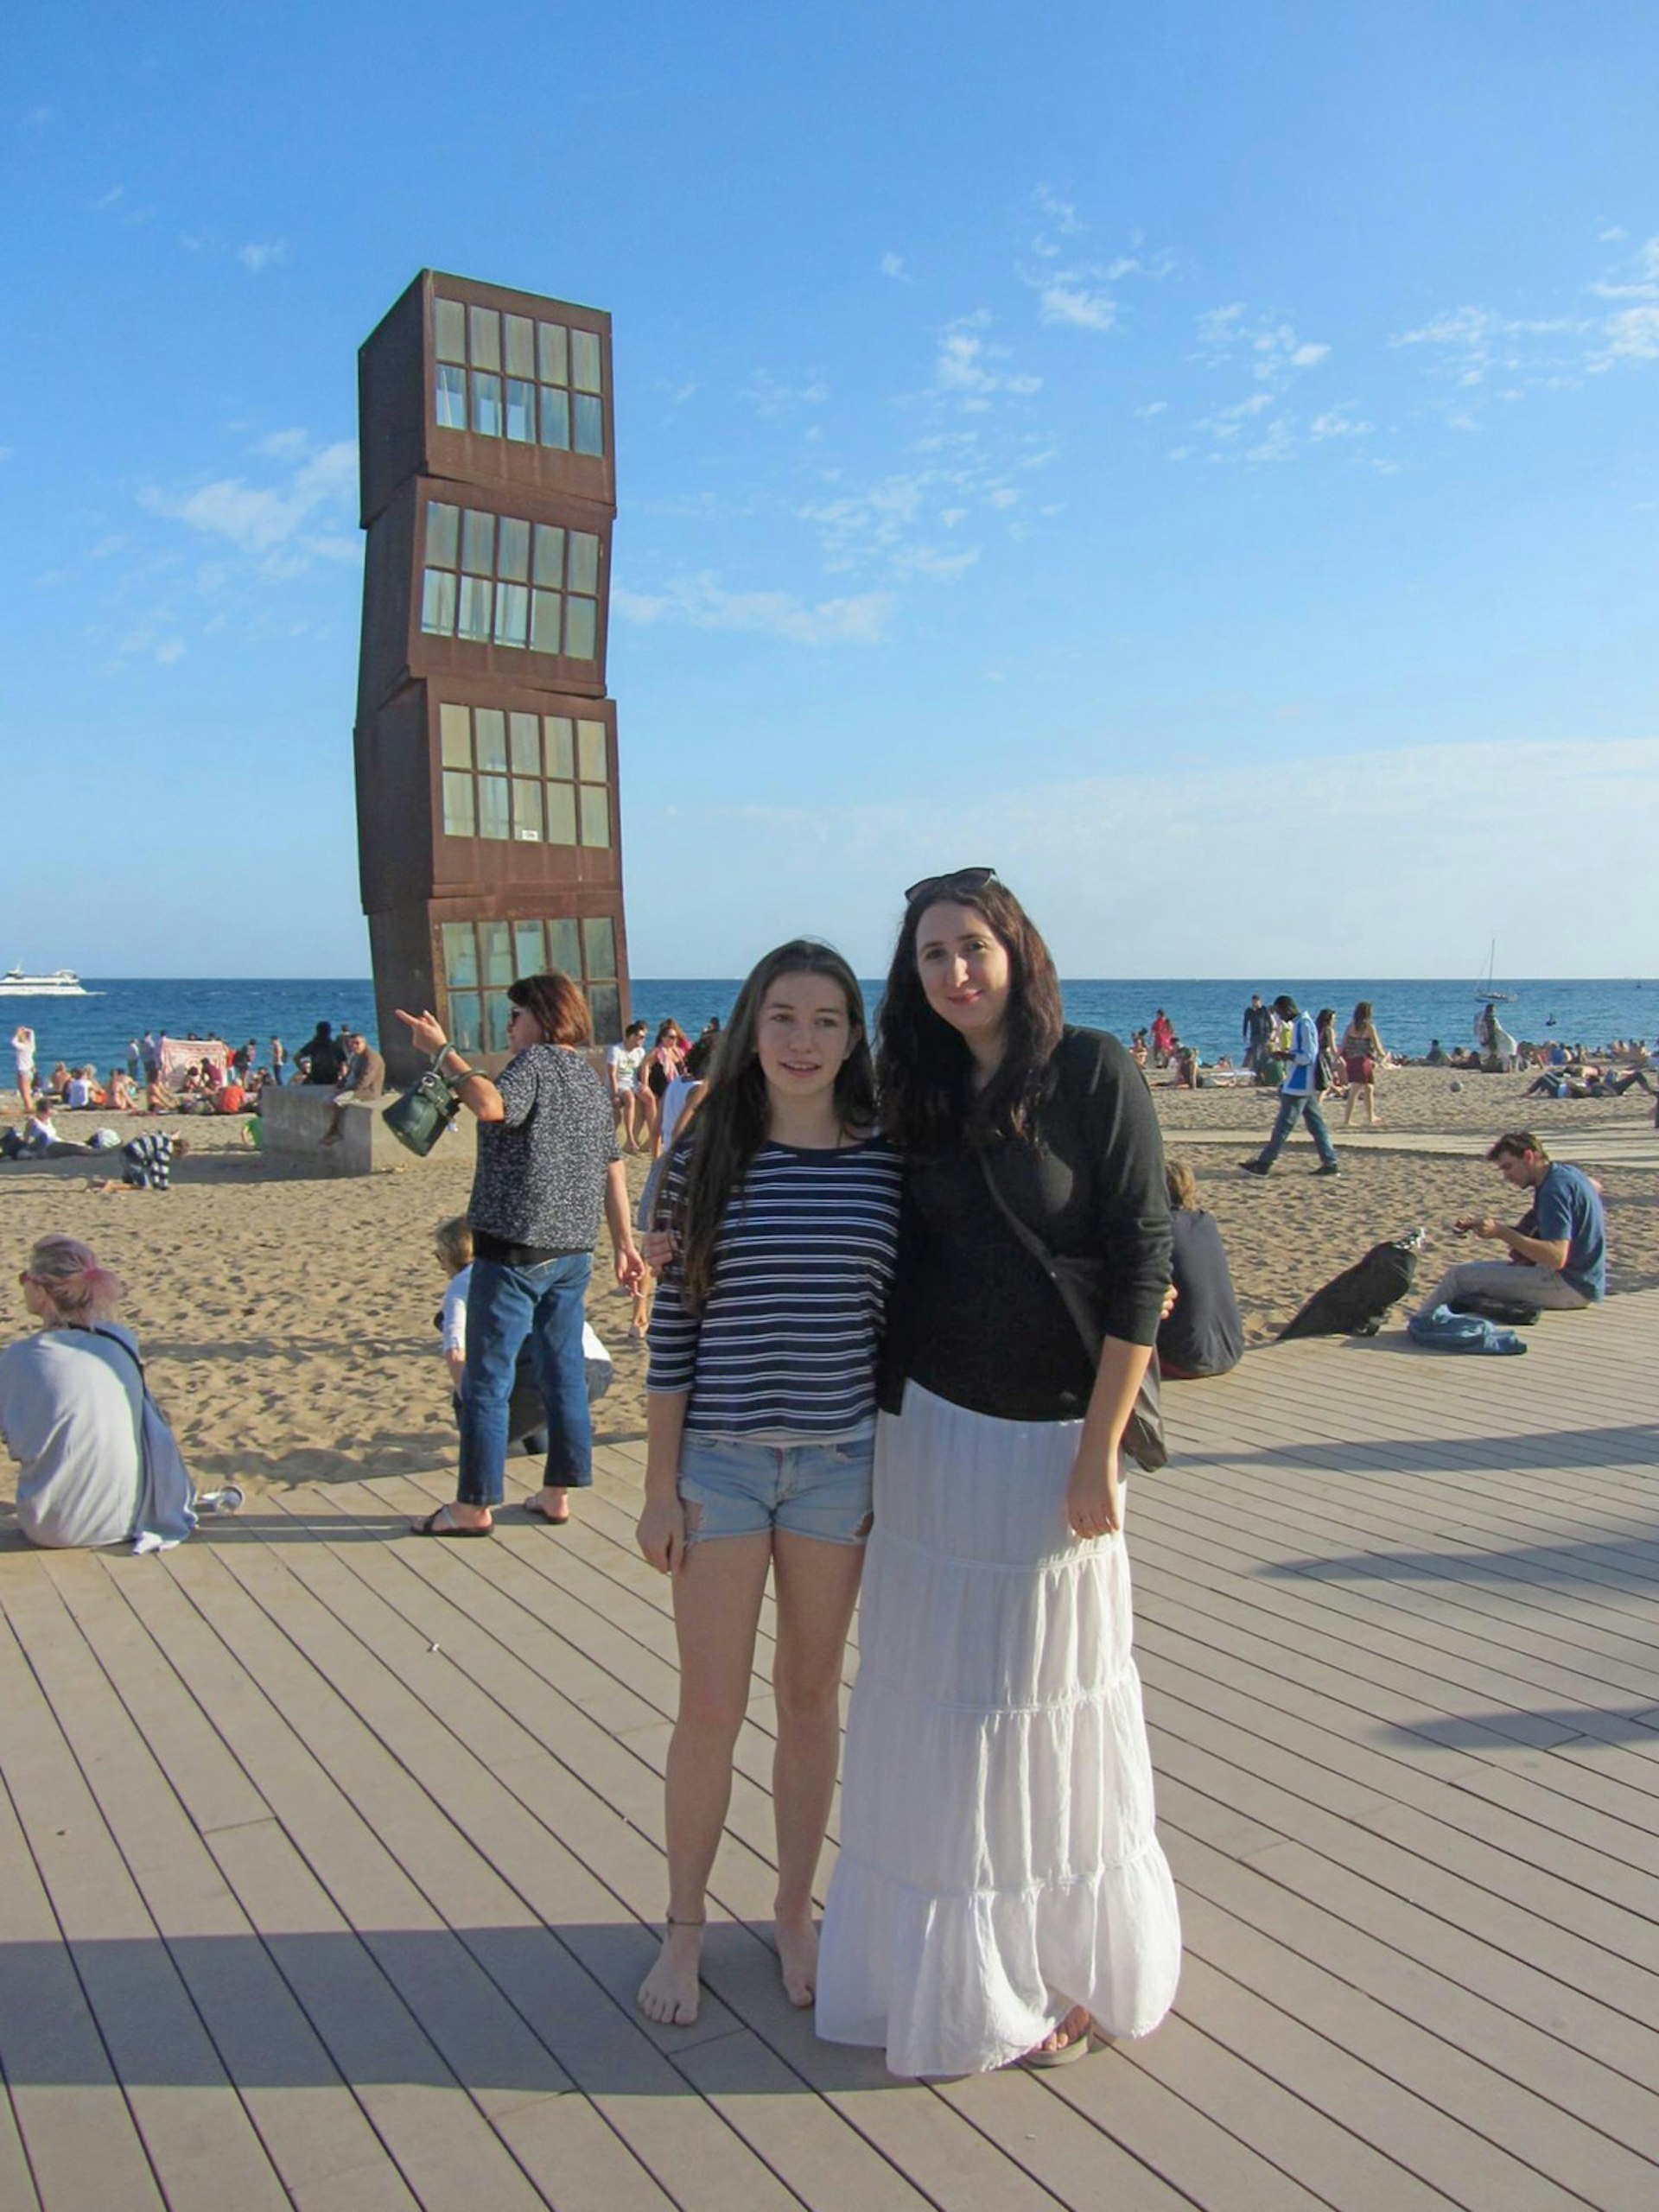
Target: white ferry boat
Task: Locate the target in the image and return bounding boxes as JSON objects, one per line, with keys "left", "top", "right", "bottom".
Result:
{"left": 0, "top": 968, "right": 90, "bottom": 997}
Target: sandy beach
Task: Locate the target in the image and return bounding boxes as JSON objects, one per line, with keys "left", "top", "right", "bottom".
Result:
{"left": 2, "top": 1065, "right": 1654, "bottom": 1511}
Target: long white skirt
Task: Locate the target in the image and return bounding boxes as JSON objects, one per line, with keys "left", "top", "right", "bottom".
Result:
{"left": 816, "top": 1382, "right": 1182, "bottom": 2077}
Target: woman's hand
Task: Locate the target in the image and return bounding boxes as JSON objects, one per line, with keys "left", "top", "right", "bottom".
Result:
{"left": 1065, "top": 1439, "right": 1122, "bottom": 1541}
{"left": 396, "top": 1008, "right": 447, "bottom": 1058}
{"left": 640, "top": 1228, "right": 674, "bottom": 1272}
{"left": 637, "top": 1494, "right": 687, "bottom": 1573}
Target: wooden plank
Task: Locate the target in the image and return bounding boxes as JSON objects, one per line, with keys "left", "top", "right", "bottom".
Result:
{"left": 191, "top": 1518, "right": 827, "bottom": 2212}
{"left": 0, "top": 1595, "right": 289, "bottom": 2212}
{"left": 238, "top": 1487, "right": 1056, "bottom": 2212}
{"left": 1167, "top": 1826, "right": 1659, "bottom": 2171}
{"left": 111, "top": 1557, "right": 556, "bottom": 2212}
{"left": 1159, "top": 1783, "right": 1659, "bottom": 2098}
{"left": 33, "top": 1552, "right": 421, "bottom": 2210}
{"left": 0, "top": 1753, "right": 151, "bottom": 2212}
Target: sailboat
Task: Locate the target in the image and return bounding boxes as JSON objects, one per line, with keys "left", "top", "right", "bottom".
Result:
{"left": 1474, "top": 942, "right": 1516, "bottom": 1004}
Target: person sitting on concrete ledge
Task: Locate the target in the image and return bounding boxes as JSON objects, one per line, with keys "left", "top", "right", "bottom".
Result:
{"left": 1414, "top": 1132, "right": 1605, "bottom": 1321}
{"left": 321, "top": 1029, "right": 387, "bottom": 1147}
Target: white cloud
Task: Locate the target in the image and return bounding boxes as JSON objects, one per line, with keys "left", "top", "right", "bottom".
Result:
{"left": 90, "top": 181, "right": 155, "bottom": 226}
{"left": 935, "top": 313, "right": 1041, "bottom": 407}
{"left": 1390, "top": 304, "right": 1579, "bottom": 387}
{"left": 746, "top": 369, "right": 830, "bottom": 416}
{"left": 236, "top": 239, "right": 289, "bottom": 274}
{"left": 139, "top": 440, "right": 358, "bottom": 565}
{"left": 880, "top": 251, "right": 912, "bottom": 282}
{"left": 1020, "top": 200, "right": 1174, "bottom": 337}
{"left": 622, "top": 738, "right": 1659, "bottom": 976}
{"left": 1310, "top": 410, "right": 1373, "bottom": 439}
{"left": 798, "top": 430, "right": 1038, "bottom": 579}
{"left": 613, "top": 574, "right": 893, "bottom": 645}
{"left": 1039, "top": 283, "right": 1117, "bottom": 332}
{"left": 257, "top": 427, "right": 312, "bottom": 459}
{"left": 1183, "top": 304, "right": 1344, "bottom": 461}
{"left": 1198, "top": 308, "right": 1332, "bottom": 382}
{"left": 1589, "top": 235, "right": 1659, "bottom": 365}
{"left": 1133, "top": 401, "right": 1168, "bottom": 420}
{"left": 1034, "top": 185, "right": 1084, "bottom": 237}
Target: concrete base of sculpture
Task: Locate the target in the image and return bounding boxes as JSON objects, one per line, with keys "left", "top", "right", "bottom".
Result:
{"left": 256, "top": 1086, "right": 444, "bottom": 1175}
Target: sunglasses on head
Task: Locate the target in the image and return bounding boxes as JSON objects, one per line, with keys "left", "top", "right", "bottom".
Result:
{"left": 904, "top": 866, "right": 998, "bottom": 907}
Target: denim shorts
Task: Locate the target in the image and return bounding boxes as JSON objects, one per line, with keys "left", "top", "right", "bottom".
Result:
{"left": 677, "top": 1428, "right": 875, "bottom": 1548}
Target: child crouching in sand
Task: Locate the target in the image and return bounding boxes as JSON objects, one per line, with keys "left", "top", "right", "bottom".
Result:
{"left": 433, "top": 1217, "right": 612, "bottom": 1449}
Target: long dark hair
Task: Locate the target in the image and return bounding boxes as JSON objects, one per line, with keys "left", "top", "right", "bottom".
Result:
{"left": 672, "top": 940, "right": 875, "bottom": 1313}
{"left": 878, "top": 878, "right": 1064, "bottom": 1152}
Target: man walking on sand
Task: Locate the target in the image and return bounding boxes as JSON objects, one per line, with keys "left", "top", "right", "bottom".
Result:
{"left": 1240, "top": 995, "right": 1339, "bottom": 1179}
{"left": 1415, "top": 1132, "right": 1605, "bottom": 1318}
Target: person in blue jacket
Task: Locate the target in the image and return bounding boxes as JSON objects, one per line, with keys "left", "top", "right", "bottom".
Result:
{"left": 1239, "top": 995, "right": 1340, "bottom": 1179}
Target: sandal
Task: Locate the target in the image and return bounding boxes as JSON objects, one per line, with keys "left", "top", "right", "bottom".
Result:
{"left": 1014, "top": 2010, "right": 1095, "bottom": 2069}
{"left": 413, "top": 1505, "right": 493, "bottom": 1538}
{"left": 522, "top": 1498, "right": 571, "bottom": 1525}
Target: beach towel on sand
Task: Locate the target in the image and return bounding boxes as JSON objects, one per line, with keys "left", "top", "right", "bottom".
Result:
{"left": 1408, "top": 1305, "right": 1528, "bottom": 1357}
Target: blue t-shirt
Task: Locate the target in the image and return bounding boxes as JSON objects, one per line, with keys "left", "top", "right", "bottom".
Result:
{"left": 1525, "top": 1164, "right": 1606, "bottom": 1300}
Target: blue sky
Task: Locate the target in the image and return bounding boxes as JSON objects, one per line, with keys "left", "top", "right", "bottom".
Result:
{"left": 5, "top": 1, "right": 1657, "bottom": 978}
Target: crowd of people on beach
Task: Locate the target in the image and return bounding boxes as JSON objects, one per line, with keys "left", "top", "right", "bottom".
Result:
{"left": 0, "top": 897, "right": 1634, "bottom": 2086}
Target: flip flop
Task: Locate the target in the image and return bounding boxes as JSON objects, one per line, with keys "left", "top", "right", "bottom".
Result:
{"left": 1014, "top": 2012, "right": 1096, "bottom": 2069}
{"left": 413, "top": 1506, "right": 493, "bottom": 1538}
{"left": 521, "top": 1499, "right": 571, "bottom": 1525}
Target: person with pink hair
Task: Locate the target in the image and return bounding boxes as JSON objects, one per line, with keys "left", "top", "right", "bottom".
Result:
{"left": 0, "top": 1236, "right": 209, "bottom": 1548}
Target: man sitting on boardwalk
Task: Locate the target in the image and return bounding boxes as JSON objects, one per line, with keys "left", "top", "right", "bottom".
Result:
{"left": 1416, "top": 1131, "right": 1606, "bottom": 1319}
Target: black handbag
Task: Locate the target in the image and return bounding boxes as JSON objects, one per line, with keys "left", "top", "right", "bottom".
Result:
{"left": 383, "top": 1058, "right": 462, "bottom": 1157}
{"left": 977, "top": 1148, "right": 1169, "bottom": 1473}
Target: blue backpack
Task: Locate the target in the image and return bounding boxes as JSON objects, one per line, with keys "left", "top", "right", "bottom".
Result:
{"left": 1408, "top": 1304, "right": 1528, "bottom": 1357}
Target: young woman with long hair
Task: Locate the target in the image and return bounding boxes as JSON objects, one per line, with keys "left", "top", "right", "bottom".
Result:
{"left": 1341, "top": 998, "right": 1386, "bottom": 1128}
{"left": 635, "top": 941, "right": 902, "bottom": 2029}
{"left": 814, "top": 868, "right": 1182, "bottom": 2076}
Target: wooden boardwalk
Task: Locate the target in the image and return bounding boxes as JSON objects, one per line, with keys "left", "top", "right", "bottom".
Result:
{"left": 1, "top": 1293, "right": 1657, "bottom": 2211}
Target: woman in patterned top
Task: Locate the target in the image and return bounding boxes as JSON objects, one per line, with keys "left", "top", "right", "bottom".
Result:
{"left": 635, "top": 941, "right": 902, "bottom": 2031}
{"left": 397, "top": 972, "right": 645, "bottom": 1536}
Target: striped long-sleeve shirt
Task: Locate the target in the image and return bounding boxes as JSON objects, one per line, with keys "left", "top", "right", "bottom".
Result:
{"left": 121, "top": 1133, "right": 177, "bottom": 1190}
{"left": 647, "top": 1137, "right": 903, "bottom": 1437}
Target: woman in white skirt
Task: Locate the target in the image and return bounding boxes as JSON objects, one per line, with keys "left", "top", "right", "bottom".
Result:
{"left": 816, "top": 868, "right": 1182, "bottom": 2076}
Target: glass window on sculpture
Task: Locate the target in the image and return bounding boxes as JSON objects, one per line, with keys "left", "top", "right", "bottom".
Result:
{"left": 549, "top": 918, "right": 582, "bottom": 975}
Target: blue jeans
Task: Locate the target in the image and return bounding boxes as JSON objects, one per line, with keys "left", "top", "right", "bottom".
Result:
{"left": 1257, "top": 1090, "right": 1338, "bottom": 1169}
{"left": 458, "top": 1253, "right": 594, "bottom": 1508}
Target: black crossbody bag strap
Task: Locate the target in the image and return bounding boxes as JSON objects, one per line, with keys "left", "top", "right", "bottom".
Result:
{"left": 976, "top": 1135, "right": 1169, "bottom": 1475}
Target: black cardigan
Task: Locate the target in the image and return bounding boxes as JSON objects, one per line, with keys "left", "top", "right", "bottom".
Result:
{"left": 878, "top": 1027, "right": 1172, "bottom": 1424}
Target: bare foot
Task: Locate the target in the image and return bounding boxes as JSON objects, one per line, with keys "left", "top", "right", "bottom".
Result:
{"left": 775, "top": 1915, "right": 818, "bottom": 2007}
{"left": 639, "top": 1921, "right": 702, "bottom": 2025}
{"left": 528, "top": 1485, "right": 570, "bottom": 1524}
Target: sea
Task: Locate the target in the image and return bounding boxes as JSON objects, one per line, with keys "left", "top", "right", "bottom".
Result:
{"left": 12, "top": 976, "right": 1656, "bottom": 1076}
